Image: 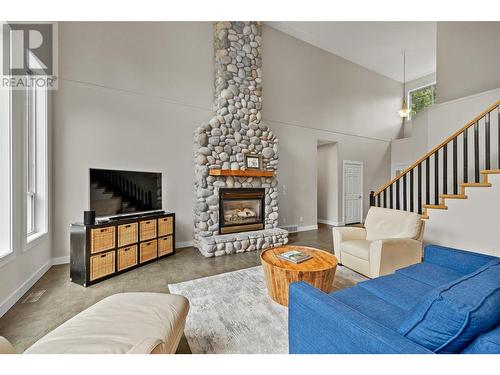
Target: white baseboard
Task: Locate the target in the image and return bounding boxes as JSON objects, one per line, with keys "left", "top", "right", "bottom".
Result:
{"left": 52, "top": 256, "right": 70, "bottom": 265}
{"left": 0, "top": 260, "right": 52, "bottom": 318}
{"left": 318, "top": 219, "right": 344, "bottom": 226}
{"left": 296, "top": 224, "right": 318, "bottom": 232}
{"left": 176, "top": 241, "right": 193, "bottom": 249}
{"left": 282, "top": 224, "right": 319, "bottom": 233}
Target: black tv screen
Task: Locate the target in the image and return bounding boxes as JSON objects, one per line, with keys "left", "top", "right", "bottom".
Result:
{"left": 90, "top": 168, "right": 162, "bottom": 217}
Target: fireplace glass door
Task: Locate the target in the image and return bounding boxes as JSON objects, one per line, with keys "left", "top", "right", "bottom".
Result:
{"left": 219, "top": 188, "right": 265, "bottom": 234}
{"left": 222, "top": 199, "right": 262, "bottom": 226}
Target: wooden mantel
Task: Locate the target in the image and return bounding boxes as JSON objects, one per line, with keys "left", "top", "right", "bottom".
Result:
{"left": 208, "top": 169, "right": 275, "bottom": 178}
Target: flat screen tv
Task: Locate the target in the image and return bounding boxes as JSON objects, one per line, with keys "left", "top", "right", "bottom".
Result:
{"left": 90, "top": 168, "right": 162, "bottom": 217}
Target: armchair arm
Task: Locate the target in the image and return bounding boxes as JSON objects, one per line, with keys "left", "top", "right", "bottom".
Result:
{"left": 369, "top": 238, "right": 423, "bottom": 278}
{"left": 332, "top": 227, "right": 367, "bottom": 262}
{"left": 288, "top": 282, "right": 431, "bottom": 354}
{"left": 0, "top": 336, "right": 16, "bottom": 354}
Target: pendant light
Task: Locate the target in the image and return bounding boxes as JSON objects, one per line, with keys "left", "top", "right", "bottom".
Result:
{"left": 398, "top": 51, "right": 410, "bottom": 118}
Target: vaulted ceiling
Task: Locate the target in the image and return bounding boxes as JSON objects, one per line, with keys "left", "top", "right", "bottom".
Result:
{"left": 266, "top": 22, "right": 436, "bottom": 83}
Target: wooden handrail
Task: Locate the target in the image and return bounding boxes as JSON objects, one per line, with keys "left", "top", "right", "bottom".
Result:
{"left": 374, "top": 100, "right": 500, "bottom": 197}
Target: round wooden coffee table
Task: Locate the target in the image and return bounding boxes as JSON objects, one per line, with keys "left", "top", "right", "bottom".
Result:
{"left": 260, "top": 245, "right": 338, "bottom": 306}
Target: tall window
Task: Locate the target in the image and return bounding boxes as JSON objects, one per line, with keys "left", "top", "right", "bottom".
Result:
{"left": 408, "top": 84, "right": 436, "bottom": 119}
{"left": 0, "top": 86, "right": 12, "bottom": 258}
{"left": 25, "top": 74, "right": 48, "bottom": 242}
{"left": 26, "top": 84, "right": 36, "bottom": 236}
{"left": 0, "top": 25, "right": 12, "bottom": 258}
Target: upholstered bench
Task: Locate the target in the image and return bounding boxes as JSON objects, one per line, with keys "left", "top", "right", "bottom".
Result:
{"left": 1, "top": 292, "right": 189, "bottom": 354}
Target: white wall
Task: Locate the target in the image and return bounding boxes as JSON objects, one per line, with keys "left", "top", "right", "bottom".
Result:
{"left": 424, "top": 174, "right": 500, "bottom": 257}
{"left": 436, "top": 22, "right": 500, "bottom": 103}
{"left": 391, "top": 109, "right": 429, "bottom": 168}
{"left": 270, "top": 120, "right": 391, "bottom": 228}
{"left": 52, "top": 22, "right": 213, "bottom": 258}
{"left": 262, "top": 25, "right": 403, "bottom": 142}
{"left": 52, "top": 22, "right": 399, "bottom": 259}
{"left": 317, "top": 143, "right": 339, "bottom": 225}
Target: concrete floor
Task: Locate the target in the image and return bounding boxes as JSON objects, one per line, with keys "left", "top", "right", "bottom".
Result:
{"left": 0, "top": 224, "right": 338, "bottom": 353}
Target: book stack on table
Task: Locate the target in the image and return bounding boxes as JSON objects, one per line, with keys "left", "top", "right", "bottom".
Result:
{"left": 278, "top": 250, "right": 312, "bottom": 264}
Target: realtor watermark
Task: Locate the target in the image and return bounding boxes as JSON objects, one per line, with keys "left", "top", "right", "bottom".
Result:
{"left": 1, "top": 22, "right": 58, "bottom": 90}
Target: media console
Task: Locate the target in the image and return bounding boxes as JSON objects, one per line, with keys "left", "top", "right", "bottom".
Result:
{"left": 70, "top": 212, "right": 175, "bottom": 287}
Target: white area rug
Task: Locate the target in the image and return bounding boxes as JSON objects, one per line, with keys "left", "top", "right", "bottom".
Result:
{"left": 168, "top": 265, "right": 366, "bottom": 354}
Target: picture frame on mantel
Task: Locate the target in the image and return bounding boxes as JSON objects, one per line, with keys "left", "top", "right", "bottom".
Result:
{"left": 244, "top": 154, "right": 262, "bottom": 170}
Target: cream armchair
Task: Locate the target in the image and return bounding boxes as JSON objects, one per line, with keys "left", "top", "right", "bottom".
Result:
{"left": 332, "top": 207, "right": 425, "bottom": 278}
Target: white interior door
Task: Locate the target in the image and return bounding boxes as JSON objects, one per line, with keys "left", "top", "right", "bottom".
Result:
{"left": 343, "top": 161, "right": 363, "bottom": 224}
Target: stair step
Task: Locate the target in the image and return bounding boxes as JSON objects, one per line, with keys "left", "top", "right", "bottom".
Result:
{"left": 421, "top": 214, "right": 429, "bottom": 220}
{"left": 439, "top": 194, "right": 467, "bottom": 199}
{"left": 460, "top": 182, "right": 492, "bottom": 188}
{"left": 480, "top": 169, "right": 500, "bottom": 174}
{"left": 422, "top": 204, "right": 448, "bottom": 210}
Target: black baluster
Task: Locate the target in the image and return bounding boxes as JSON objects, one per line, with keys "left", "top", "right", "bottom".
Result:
{"left": 395, "top": 179, "right": 400, "bottom": 210}
{"left": 474, "top": 121, "right": 480, "bottom": 182}
{"left": 463, "top": 129, "right": 468, "bottom": 183}
{"left": 383, "top": 189, "right": 387, "bottom": 208}
{"left": 434, "top": 151, "right": 439, "bottom": 205}
{"left": 376, "top": 194, "right": 380, "bottom": 207}
{"left": 417, "top": 164, "right": 422, "bottom": 214}
{"left": 485, "top": 112, "right": 491, "bottom": 170}
{"left": 410, "top": 169, "right": 414, "bottom": 212}
{"left": 443, "top": 144, "right": 448, "bottom": 195}
{"left": 389, "top": 185, "right": 393, "bottom": 209}
{"left": 453, "top": 137, "right": 458, "bottom": 195}
{"left": 403, "top": 173, "right": 407, "bottom": 211}
{"left": 425, "top": 158, "right": 430, "bottom": 205}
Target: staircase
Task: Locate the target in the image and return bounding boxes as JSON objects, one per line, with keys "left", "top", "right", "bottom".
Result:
{"left": 370, "top": 100, "right": 500, "bottom": 221}
{"left": 90, "top": 169, "right": 154, "bottom": 215}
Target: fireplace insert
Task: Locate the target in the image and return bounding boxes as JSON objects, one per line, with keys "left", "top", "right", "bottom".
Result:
{"left": 219, "top": 188, "right": 265, "bottom": 234}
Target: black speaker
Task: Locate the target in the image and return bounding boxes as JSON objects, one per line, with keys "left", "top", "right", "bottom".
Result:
{"left": 84, "top": 210, "right": 95, "bottom": 225}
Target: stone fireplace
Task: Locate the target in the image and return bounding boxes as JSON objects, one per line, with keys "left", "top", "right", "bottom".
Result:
{"left": 193, "top": 21, "right": 288, "bottom": 257}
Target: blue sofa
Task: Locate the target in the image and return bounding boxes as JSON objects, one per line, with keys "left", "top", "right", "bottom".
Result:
{"left": 289, "top": 245, "right": 500, "bottom": 354}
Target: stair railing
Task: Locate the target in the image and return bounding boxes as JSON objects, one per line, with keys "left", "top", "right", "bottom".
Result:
{"left": 370, "top": 100, "right": 500, "bottom": 215}
{"left": 93, "top": 170, "right": 154, "bottom": 211}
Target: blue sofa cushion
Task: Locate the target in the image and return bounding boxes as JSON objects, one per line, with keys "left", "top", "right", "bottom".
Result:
{"left": 462, "top": 324, "right": 500, "bottom": 354}
{"left": 424, "top": 245, "right": 496, "bottom": 274}
{"left": 398, "top": 258, "right": 500, "bottom": 353}
{"left": 358, "top": 274, "right": 434, "bottom": 310}
{"left": 397, "top": 263, "right": 465, "bottom": 287}
{"left": 331, "top": 286, "right": 407, "bottom": 330}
